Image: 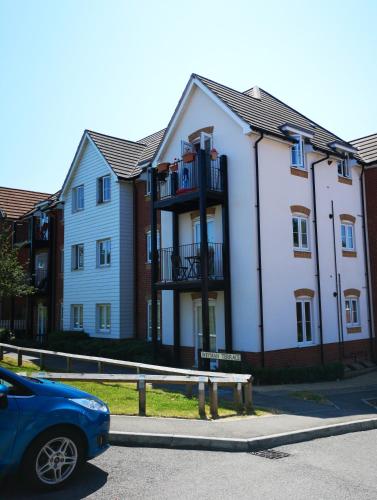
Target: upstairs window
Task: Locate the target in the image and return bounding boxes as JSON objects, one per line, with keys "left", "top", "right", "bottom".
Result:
{"left": 146, "top": 169, "right": 152, "bottom": 195}
{"left": 71, "top": 244, "right": 84, "bottom": 270}
{"left": 341, "top": 223, "right": 355, "bottom": 250}
{"left": 72, "top": 185, "right": 84, "bottom": 212}
{"left": 291, "top": 135, "right": 304, "bottom": 169}
{"left": 292, "top": 215, "right": 309, "bottom": 251}
{"left": 337, "top": 157, "right": 350, "bottom": 178}
{"left": 97, "top": 175, "right": 111, "bottom": 203}
{"left": 146, "top": 230, "right": 160, "bottom": 263}
{"left": 97, "top": 238, "right": 111, "bottom": 267}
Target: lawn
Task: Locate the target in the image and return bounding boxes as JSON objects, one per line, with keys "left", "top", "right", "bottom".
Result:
{"left": 1, "top": 356, "right": 268, "bottom": 419}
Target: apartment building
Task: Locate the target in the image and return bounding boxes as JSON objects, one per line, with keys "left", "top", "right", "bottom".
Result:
{"left": 0, "top": 187, "right": 63, "bottom": 340}
{"left": 148, "top": 74, "right": 372, "bottom": 369}
{"left": 350, "top": 133, "right": 377, "bottom": 359}
{"left": 60, "top": 129, "right": 163, "bottom": 339}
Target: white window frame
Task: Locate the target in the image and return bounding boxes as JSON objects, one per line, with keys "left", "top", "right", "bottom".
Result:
{"left": 97, "top": 304, "right": 111, "bottom": 334}
{"left": 72, "top": 185, "right": 84, "bottom": 212}
{"left": 71, "top": 304, "right": 83, "bottom": 331}
{"left": 341, "top": 222, "right": 355, "bottom": 251}
{"left": 337, "top": 156, "right": 350, "bottom": 178}
{"left": 296, "top": 298, "right": 313, "bottom": 346}
{"left": 146, "top": 230, "right": 160, "bottom": 263}
{"left": 291, "top": 135, "right": 305, "bottom": 169}
{"left": 147, "top": 300, "right": 161, "bottom": 341}
{"left": 97, "top": 239, "right": 111, "bottom": 267}
{"left": 146, "top": 169, "right": 152, "bottom": 196}
{"left": 71, "top": 244, "right": 84, "bottom": 270}
{"left": 97, "top": 175, "right": 111, "bottom": 203}
{"left": 292, "top": 215, "right": 309, "bottom": 251}
{"left": 345, "top": 297, "right": 360, "bottom": 328}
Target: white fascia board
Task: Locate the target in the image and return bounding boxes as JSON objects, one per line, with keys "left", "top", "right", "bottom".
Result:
{"left": 328, "top": 141, "right": 358, "bottom": 155}
{"left": 153, "top": 76, "right": 251, "bottom": 166}
{"left": 280, "top": 124, "right": 314, "bottom": 139}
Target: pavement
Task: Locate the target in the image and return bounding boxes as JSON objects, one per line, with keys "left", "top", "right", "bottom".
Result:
{"left": 5, "top": 350, "right": 377, "bottom": 451}
{"left": 4, "top": 429, "right": 377, "bottom": 499}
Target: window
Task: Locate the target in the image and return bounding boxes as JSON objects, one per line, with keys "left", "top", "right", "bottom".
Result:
{"left": 97, "top": 175, "right": 111, "bottom": 203}
{"left": 292, "top": 216, "right": 309, "bottom": 250}
{"left": 72, "top": 185, "right": 84, "bottom": 212}
{"left": 296, "top": 299, "right": 313, "bottom": 344}
{"left": 147, "top": 300, "right": 161, "bottom": 341}
{"left": 337, "top": 157, "right": 350, "bottom": 178}
{"left": 146, "top": 230, "right": 160, "bottom": 263}
{"left": 71, "top": 244, "right": 84, "bottom": 270}
{"left": 97, "top": 239, "right": 111, "bottom": 267}
{"left": 345, "top": 298, "right": 360, "bottom": 328}
{"left": 341, "top": 223, "right": 355, "bottom": 250}
{"left": 97, "top": 304, "right": 111, "bottom": 333}
{"left": 146, "top": 169, "right": 152, "bottom": 195}
{"left": 291, "top": 135, "right": 304, "bottom": 169}
{"left": 71, "top": 304, "right": 83, "bottom": 330}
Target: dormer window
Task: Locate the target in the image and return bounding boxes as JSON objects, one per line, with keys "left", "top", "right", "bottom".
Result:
{"left": 291, "top": 135, "right": 304, "bottom": 169}
{"left": 337, "top": 157, "right": 350, "bottom": 179}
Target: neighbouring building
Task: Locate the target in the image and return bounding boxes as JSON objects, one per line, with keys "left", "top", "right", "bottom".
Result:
{"left": 60, "top": 129, "right": 163, "bottom": 340}
{"left": 0, "top": 187, "right": 63, "bottom": 340}
{"left": 350, "top": 133, "right": 377, "bottom": 359}
{"left": 148, "top": 74, "right": 374, "bottom": 369}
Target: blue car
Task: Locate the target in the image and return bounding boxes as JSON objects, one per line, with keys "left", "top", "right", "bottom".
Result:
{"left": 0, "top": 366, "right": 110, "bottom": 491}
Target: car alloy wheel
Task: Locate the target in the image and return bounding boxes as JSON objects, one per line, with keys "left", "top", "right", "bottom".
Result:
{"left": 35, "top": 437, "right": 78, "bottom": 485}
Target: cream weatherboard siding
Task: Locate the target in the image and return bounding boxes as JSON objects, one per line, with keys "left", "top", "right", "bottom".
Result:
{"left": 62, "top": 138, "right": 134, "bottom": 339}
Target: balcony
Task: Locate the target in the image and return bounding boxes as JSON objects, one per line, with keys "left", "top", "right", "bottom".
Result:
{"left": 155, "top": 154, "right": 225, "bottom": 212}
{"left": 34, "top": 223, "right": 49, "bottom": 242}
{"left": 157, "top": 243, "right": 224, "bottom": 289}
{"left": 34, "top": 269, "right": 48, "bottom": 291}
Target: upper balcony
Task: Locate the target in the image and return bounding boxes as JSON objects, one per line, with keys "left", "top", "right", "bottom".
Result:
{"left": 154, "top": 152, "right": 226, "bottom": 213}
{"left": 156, "top": 242, "right": 224, "bottom": 290}
{"left": 33, "top": 269, "right": 49, "bottom": 292}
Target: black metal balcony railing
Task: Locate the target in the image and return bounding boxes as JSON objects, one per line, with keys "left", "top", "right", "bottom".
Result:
{"left": 34, "top": 269, "right": 48, "bottom": 290}
{"left": 34, "top": 224, "right": 49, "bottom": 241}
{"left": 157, "top": 155, "right": 223, "bottom": 200}
{"left": 158, "top": 243, "right": 223, "bottom": 283}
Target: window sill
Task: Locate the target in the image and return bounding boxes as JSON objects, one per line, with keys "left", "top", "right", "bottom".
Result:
{"left": 98, "top": 330, "right": 111, "bottom": 334}
{"left": 347, "top": 326, "right": 361, "bottom": 334}
{"left": 294, "top": 250, "right": 312, "bottom": 258}
{"left": 290, "top": 167, "right": 308, "bottom": 179}
{"left": 97, "top": 200, "right": 111, "bottom": 205}
{"left": 97, "top": 264, "right": 111, "bottom": 268}
{"left": 296, "top": 342, "right": 314, "bottom": 348}
{"left": 338, "top": 176, "right": 352, "bottom": 185}
{"left": 71, "top": 268, "right": 84, "bottom": 272}
{"left": 144, "top": 194, "right": 151, "bottom": 200}
{"left": 342, "top": 250, "right": 357, "bottom": 258}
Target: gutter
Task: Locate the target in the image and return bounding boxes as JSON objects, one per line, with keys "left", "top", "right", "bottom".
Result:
{"left": 360, "top": 165, "right": 375, "bottom": 361}
{"left": 311, "top": 153, "right": 329, "bottom": 364}
{"left": 253, "top": 132, "right": 265, "bottom": 367}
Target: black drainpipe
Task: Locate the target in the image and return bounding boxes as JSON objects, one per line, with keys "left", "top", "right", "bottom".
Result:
{"left": 254, "top": 132, "right": 265, "bottom": 367}
{"left": 330, "top": 200, "right": 343, "bottom": 360}
{"left": 311, "top": 153, "right": 329, "bottom": 365}
{"left": 132, "top": 178, "right": 138, "bottom": 340}
{"left": 360, "top": 165, "right": 375, "bottom": 361}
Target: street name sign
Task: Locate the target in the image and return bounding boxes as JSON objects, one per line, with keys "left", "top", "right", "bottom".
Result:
{"left": 201, "top": 352, "right": 241, "bottom": 362}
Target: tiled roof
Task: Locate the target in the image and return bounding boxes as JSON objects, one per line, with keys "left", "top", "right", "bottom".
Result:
{"left": 194, "top": 74, "right": 353, "bottom": 154}
{"left": 0, "top": 186, "right": 52, "bottom": 220}
{"left": 350, "top": 133, "right": 377, "bottom": 165}
{"left": 87, "top": 130, "right": 147, "bottom": 180}
{"left": 137, "top": 128, "right": 166, "bottom": 165}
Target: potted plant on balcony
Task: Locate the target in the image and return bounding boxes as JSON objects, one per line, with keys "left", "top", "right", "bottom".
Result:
{"left": 157, "top": 162, "right": 170, "bottom": 174}
{"left": 182, "top": 151, "right": 196, "bottom": 164}
{"left": 210, "top": 148, "right": 218, "bottom": 161}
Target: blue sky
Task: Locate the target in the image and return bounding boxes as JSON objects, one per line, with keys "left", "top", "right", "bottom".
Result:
{"left": 1, "top": 0, "right": 376, "bottom": 194}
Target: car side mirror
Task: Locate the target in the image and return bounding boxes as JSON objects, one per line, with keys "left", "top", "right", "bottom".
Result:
{"left": 0, "top": 384, "right": 9, "bottom": 410}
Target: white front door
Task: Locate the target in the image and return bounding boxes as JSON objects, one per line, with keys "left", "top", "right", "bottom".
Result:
{"left": 37, "top": 304, "right": 47, "bottom": 337}
{"left": 194, "top": 299, "right": 217, "bottom": 369}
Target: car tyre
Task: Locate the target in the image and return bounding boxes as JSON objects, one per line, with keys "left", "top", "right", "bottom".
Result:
{"left": 21, "top": 426, "right": 85, "bottom": 491}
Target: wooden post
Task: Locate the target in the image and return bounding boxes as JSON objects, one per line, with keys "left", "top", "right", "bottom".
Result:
{"left": 209, "top": 381, "right": 218, "bottom": 419}
{"left": 244, "top": 380, "right": 253, "bottom": 412}
{"left": 39, "top": 353, "right": 45, "bottom": 370}
{"left": 138, "top": 375, "right": 146, "bottom": 416}
{"left": 0, "top": 346, "right": 3, "bottom": 361}
{"left": 97, "top": 361, "right": 103, "bottom": 373}
{"left": 198, "top": 377, "right": 206, "bottom": 418}
{"left": 186, "top": 384, "right": 193, "bottom": 398}
{"left": 66, "top": 357, "right": 72, "bottom": 372}
{"left": 136, "top": 367, "right": 140, "bottom": 375}
{"left": 234, "top": 382, "right": 243, "bottom": 413}
{"left": 17, "top": 350, "right": 22, "bottom": 367}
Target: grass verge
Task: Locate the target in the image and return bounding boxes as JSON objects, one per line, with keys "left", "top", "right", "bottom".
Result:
{"left": 1, "top": 356, "right": 269, "bottom": 419}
